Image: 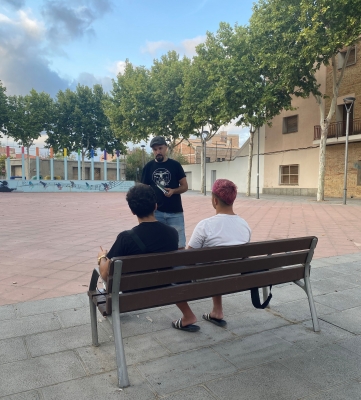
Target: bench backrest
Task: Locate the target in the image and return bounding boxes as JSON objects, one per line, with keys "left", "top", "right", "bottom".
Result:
{"left": 103, "top": 236, "right": 317, "bottom": 315}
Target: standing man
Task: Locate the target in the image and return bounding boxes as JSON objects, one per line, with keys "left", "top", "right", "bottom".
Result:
{"left": 141, "top": 136, "right": 188, "bottom": 249}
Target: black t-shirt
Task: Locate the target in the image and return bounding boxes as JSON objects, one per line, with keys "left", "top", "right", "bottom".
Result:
{"left": 107, "top": 221, "right": 178, "bottom": 259}
{"left": 141, "top": 158, "right": 186, "bottom": 213}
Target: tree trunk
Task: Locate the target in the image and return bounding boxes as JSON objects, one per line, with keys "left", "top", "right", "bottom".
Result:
{"left": 317, "top": 122, "right": 329, "bottom": 201}
{"left": 200, "top": 137, "right": 205, "bottom": 194}
{"left": 246, "top": 127, "right": 256, "bottom": 197}
{"left": 82, "top": 149, "right": 86, "bottom": 180}
{"left": 26, "top": 145, "right": 31, "bottom": 180}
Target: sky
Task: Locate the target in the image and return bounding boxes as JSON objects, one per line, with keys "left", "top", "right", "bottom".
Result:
{"left": 0, "top": 0, "right": 256, "bottom": 154}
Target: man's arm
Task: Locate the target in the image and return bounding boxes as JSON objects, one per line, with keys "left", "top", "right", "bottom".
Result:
{"left": 97, "top": 248, "right": 110, "bottom": 281}
{"left": 141, "top": 164, "right": 149, "bottom": 184}
{"left": 165, "top": 177, "right": 188, "bottom": 197}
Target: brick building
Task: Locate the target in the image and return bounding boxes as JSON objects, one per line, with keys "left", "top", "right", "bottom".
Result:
{"left": 323, "top": 42, "right": 361, "bottom": 198}
{"left": 174, "top": 131, "right": 240, "bottom": 164}
{"left": 262, "top": 40, "right": 361, "bottom": 198}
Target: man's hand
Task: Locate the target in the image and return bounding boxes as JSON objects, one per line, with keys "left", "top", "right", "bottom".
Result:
{"left": 164, "top": 188, "right": 175, "bottom": 197}
{"left": 97, "top": 246, "right": 107, "bottom": 259}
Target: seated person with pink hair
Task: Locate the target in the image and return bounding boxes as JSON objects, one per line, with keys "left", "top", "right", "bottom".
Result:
{"left": 172, "top": 179, "right": 251, "bottom": 332}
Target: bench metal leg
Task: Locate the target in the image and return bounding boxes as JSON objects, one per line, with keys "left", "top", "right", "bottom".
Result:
{"left": 304, "top": 266, "right": 320, "bottom": 332}
{"left": 112, "top": 310, "right": 130, "bottom": 388}
{"left": 294, "top": 264, "right": 320, "bottom": 332}
{"left": 262, "top": 287, "right": 270, "bottom": 308}
{"left": 89, "top": 297, "right": 99, "bottom": 346}
{"left": 111, "top": 260, "right": 130, "bottom": 388}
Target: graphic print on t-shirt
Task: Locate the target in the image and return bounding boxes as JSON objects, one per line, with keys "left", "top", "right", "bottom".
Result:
{"left": 152, "top": 168, "right": 171, "bottom": 186}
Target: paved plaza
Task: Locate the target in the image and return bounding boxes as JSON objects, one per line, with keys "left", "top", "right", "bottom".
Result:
{"left": 1, "top": 191, "right": 361, "bottom": 399}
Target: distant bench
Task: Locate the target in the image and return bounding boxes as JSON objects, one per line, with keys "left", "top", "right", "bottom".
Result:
{"left": 88, "top": 236, "right": 319, "bottom": 388}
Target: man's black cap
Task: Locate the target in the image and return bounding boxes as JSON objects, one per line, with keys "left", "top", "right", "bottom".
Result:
{"left": 150, "top": 136, "right": 167, "bottom": 148}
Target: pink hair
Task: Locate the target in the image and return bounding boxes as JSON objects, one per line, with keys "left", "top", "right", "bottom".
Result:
{"left": 212, "top": 179, "right": 237, "bottom": 205}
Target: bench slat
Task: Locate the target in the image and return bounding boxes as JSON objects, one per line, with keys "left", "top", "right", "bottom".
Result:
{"left": 109, "top": 236, "right": 315, "bottom": 275}
{"left": 107, "top": 265, "right": 305, "bottom": 314}
{"left": 118, "top": 250, "right": 309, "bottom": 292}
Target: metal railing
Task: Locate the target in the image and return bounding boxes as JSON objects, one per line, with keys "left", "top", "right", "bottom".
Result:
{"left": 314, "top": 118, "right": 361, "bottom": 140}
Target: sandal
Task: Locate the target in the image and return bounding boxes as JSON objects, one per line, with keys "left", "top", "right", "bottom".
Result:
{"left": 202, "top": 313, "right": 227, "bottom": 327}
{"left": 172, "top": 318, "right": 200, "bottom": 332}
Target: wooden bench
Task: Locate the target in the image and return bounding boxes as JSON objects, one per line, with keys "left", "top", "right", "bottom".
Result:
{"left": 88, "top": 236, "right": 319, "bottom": 388}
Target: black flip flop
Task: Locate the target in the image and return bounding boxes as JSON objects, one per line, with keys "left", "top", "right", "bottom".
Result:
{"left": 202, "top": 313, "right": 227, "bottom": 327}
{"left": 172, "top": 318, "right": 200, "bottom": 332}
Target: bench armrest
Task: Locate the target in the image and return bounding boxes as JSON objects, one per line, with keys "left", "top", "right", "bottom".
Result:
{"left": 89, "top": 267, "right": 100, "bottom": 291}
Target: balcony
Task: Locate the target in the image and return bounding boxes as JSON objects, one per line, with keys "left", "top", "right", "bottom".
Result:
{"left": 314, "top": 118, "right": 361, "bottom": 140}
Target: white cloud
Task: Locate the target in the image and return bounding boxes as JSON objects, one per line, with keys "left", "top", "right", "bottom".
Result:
{"left": 141, "top": 40, "right": 174, "bottom": 56}
{"left": 18, "top": 10, "right": 44, "bottom": 39}
{"left": 141, "top": 35, "right": 206, "bottom": 58}
{"left": 108, "top": 60, "right": 126, "bottom": 76}
{"left": 181, "top": 35, "right": 206, "bottom": 57}
{"left": 0, "top": 13, "right": 12, "bottom": 24}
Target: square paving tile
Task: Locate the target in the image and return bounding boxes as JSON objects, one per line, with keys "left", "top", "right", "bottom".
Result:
{"left": 280, "top": 343, "right": 361, "bottom": 390}
{"left": 137, "top": 347, "right": 237, "bottom": 396}
{"left": 206, "top": 361, "right": 319, "bottom": 399}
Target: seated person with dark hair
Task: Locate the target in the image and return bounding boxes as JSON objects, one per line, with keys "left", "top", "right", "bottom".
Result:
{"left": 97, "top": 183, "right": 179, "bottom": 281}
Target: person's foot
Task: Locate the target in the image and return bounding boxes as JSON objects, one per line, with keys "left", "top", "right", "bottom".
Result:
{"left": 202, "top": 313, "right": 227, "bottom": 327}
{"left": 209, "top": 311, "right": 223, "bottom": 320}
{"left": 172, "top": 318, "right": 200, "bottom": 332}
{"left": 173, "top": 315, "right": 197, "bottom": 327}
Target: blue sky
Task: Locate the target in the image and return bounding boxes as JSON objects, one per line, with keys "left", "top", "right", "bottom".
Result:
{"left": 0, "top": 0, "right": 256, "bottom": 153}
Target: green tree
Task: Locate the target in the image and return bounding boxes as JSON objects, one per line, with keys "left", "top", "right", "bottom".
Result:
{"left": 170, "top": 151, "right": 189, "bottom": 165}
{"left": 124, "top": 147, "right": 152, "bottom": 181}
{"left": 7, "top": 89, "right": 52, "bottom": 179}
{"left": 177, "top": 50, "right": 234, "bottom": 192}
{"left": 0, "top": 81, "right": 8, "bottom": 138}
{"left": 149, "top": 51, "right": 192, "bottom": 154}
{"left": 249, "top": 0, "right": 361, "bottom": 200}
{"left": 196, "top": 22, "right": 300, "bottom": 196}
{"left": 46, "top": 84, "right": 125, "bottom": 179}
{"left": 0, "top": 154, "right": 6, "bottom": 177}
{"left": 106, "top": 60, "right": 155, "bottom": 145}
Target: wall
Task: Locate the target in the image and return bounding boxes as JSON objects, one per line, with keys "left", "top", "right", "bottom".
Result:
{"left": 262, "top": 65, "right": 326, "bottom": 194}
{"left": 5, "top": 179, "right": 134, "bottom": 193}
{"left": 325, "top": 42, "right": 360, "bottom": 122}
{"left": 262, "top": 147, "right": 319, "bottom": 196}
{"left": 324, "top": 142, "right": 361, "bottom": 198}
{"left": 183, "top": 127, "right": 264, "bottom": 193}
{"left": 9, "top": 159, "right": 126, "bottom": 180}
{"left": 322, "top": 41, "right": 361, "bottom": 198}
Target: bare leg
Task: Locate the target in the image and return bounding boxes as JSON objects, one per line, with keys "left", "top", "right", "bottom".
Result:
{"left": 210, "top": 296, "right": 224, "bottom": 320}
{"left": 175, "top": 302, "right": 197, "bottom": 326}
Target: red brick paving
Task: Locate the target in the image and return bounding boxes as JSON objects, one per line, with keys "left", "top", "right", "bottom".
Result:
{"left": 0, "top": 192, "right": 360, "bottom": 306}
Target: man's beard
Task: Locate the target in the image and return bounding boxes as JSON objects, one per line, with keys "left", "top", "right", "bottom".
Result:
{"left": 155, "top": 154, "right": 164, "bottom": 162}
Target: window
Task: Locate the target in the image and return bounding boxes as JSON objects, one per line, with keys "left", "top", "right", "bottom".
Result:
{"left": 357, "top": 161, "right": 361, "bottom": 186}
{"left": 206, "top": 157, "right": 211, "bottom": 163}
{"left": 283, "top": 115, "right": 298, "bottom": 134}
{"left": 280, "top": 165, "right": 299, "bottom": 185}
{"left": 338, "top": 46, "right": 357, "bottom": 69}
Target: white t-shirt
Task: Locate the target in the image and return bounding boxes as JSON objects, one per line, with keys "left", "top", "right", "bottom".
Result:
{"left": 188, "top": 214, "right": 251, "bottom": 249}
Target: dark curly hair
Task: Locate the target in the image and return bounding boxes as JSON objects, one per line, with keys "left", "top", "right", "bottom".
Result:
{"left": 126, "top": 184, "right": 157, "bottom": 218}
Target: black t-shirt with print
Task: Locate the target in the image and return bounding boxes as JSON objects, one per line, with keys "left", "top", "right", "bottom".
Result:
{"left": 106, "top": 221, "right": 178, "bottom": 259}
{"left": 141, "top": 158, "right": 186, "bottom": 213}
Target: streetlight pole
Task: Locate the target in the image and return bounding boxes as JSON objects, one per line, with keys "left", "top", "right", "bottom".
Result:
{"left": 343, "top": 97, "right": 356, "bottom": 205}
{"left": 201, "top": 131, "right": 209, "bottom": 195}
{"left": 141, "top": 145, "right": 145, "bottom": 168}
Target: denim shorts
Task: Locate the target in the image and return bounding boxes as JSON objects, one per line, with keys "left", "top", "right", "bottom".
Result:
{"left": 155, "top": 210, "right": 186, "bottom": 248}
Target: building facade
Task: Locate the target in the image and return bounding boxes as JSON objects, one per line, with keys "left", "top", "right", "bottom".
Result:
{"left": 174, "top": 131, "right": 240, "bottom": 164}
{"left": 322, "top": 42, "right": 361, "bottom": 198}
